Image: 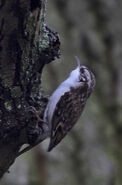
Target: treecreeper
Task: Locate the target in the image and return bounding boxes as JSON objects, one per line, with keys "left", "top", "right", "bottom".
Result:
{"left": 44, "top": 56, "right": 96, "bottom": 151}
{"left": 18, "top": 56, "right": 96, "bottom": 156}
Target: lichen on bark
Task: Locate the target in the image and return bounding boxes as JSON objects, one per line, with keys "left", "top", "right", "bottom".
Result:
{"left": 0, "top": 0, "right": 60, "bottom": 178}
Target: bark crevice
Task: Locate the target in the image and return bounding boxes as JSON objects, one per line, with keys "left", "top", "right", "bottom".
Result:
{"left": 0, "top": 0, "right": 60, "bottom": 178}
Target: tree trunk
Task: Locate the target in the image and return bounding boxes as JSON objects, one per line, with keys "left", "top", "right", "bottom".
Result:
{"left": 0, "top": 0, "right": 60, "bottom": 178}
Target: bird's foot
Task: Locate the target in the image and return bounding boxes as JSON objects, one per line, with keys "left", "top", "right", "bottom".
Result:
{"left": 27, "top": 106, "right": 46, "bottom": 124}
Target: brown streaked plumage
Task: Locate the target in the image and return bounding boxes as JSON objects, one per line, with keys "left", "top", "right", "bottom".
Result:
{"left": 44, "top": 57, "right": 96, "bottom": 151}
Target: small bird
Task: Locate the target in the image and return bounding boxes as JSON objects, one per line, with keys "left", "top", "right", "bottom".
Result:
{"left": 44, "top": 56, "right": 96, "bottom": 151}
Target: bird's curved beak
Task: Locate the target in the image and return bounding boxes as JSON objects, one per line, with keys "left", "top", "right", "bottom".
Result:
{"left": 74, "top": 56, "right": 82, "bottom": 68}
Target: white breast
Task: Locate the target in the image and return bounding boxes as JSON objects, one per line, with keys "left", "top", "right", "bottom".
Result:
{"left": 43, "top": 67, "right": 81, "bottom": 130}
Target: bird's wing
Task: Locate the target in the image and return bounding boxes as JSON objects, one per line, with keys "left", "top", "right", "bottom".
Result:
{"left": 48, "top": 87, "right": 86, "bottom": 151}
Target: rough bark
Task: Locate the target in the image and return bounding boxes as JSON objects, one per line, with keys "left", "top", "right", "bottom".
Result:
{"left": 0, "top": 0, "right": 60, "bottom": 178}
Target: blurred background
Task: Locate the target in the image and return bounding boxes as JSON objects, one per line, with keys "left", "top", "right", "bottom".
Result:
{"left": 1, "top": 0, "right": 122, "bottom": 185}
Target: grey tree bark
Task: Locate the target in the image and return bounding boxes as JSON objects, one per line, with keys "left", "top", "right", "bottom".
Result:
{"left": 0, "top": 0, "right": 60, "bottom": 178}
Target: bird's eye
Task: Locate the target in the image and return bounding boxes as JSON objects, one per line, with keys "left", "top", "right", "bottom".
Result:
{"left": 80, "top": 68, "right": 84, "bottom": 73}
